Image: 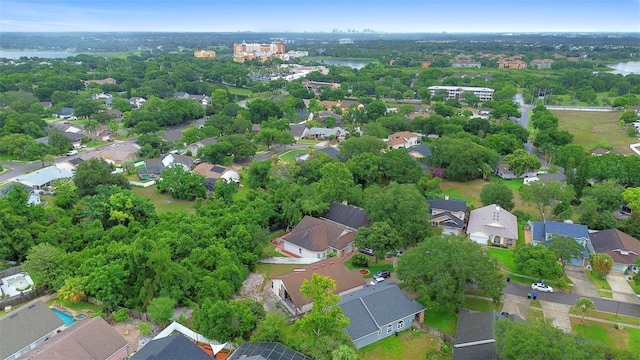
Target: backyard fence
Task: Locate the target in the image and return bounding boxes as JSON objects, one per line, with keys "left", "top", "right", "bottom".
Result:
{"left": 0, "top": 287, "right": 48, "bottom": 309}
{"left": 416, "top": 323, "right": 455, "bottom": 344}
{"left": 0, "top": 265, "right": 22, "bottom": 278}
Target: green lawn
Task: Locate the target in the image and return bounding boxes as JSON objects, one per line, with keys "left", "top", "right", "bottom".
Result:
{"left": 585, "top": 270, "right": 611, "bottom": 290}
{"left": 527, "top": 308, "right": 544, "bottom": 322}
{"left": 344, "top": 258, "right": 394, "bottom": 279}
{"left": 46, "top": 299, "right": 101, "bottom": 312}
{"left": 463, "top": 297, "right": 497, "bottom": 312}
{"left": 423, "top": 307, "right": 457, "bottom": 335}
{"left": 356, "top": 329, "right": 440, "bottom": 360}
{"left": 571, "top": 318, "right": 640, "bottom": 353}
{"left": 130, "top": 185, "right": 196, "bottom": 214}
{"left": 629, "top": 279, "right": 640, "bottom": 295}
{"left": 226, "top": 86, "right": 252, "bottom": 97}
{"left": 279, "top": 149, "right": 308, "bottom": 162}
{"left": 552, "top": 110, "right": 634, "bottom": 155}
{"left": 568, "top": 308, "right": 640, "bottom": 327}
{"left": 487, "top": 247, "right": 518, "bottom": 273}
{"left": 572, "top": 319, "right": 609, "bottom": 343}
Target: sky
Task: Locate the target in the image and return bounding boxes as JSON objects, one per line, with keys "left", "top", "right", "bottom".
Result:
{"left": 1, "top": 0, "right": 639, "bottom": 33}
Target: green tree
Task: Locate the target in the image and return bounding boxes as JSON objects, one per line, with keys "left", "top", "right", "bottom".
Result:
{"left": 318, "top": 162, "right": 356, "bottom": 203}
{"left": 519, "top": 180, "right": 575, "bottom": 221}
{"left": 346, "top": 153, "right": 382, "bottom": 187}
{"left": 590, "top": 253, "right": 613, "bottom": 278}
{"left": 294, "top": 274, "right": 350, "bottom": 338}
{"left": 254, "top": 128, "right": 294, "bottom": 149}
{"left": 214, "top": 180, "right": 238, "bottom": 204}
{"left": 147, "top": 297, "right": 177, "bottom": 326}
{"left": 157, "top": 166, "right": 206, "bottom": 200}
{"left": 84, "top": 261, "right": 129, "bottom": 310}
{"left": 353, "top": 222, "right": 400, "bottom": 262}
{"left": 513, "top": 244, "right": 562, "bottom": 279}
{"left": 57, "top": 277, "right": 85, "bottom": 304}
{"left": 575, "top": 298, "right": 595, "bottom": 323}
{"left": 582, "top": 179, "right": 624, "bottom": 212}
{"left": 247, "top": 99, "right": 283, "bottom": 124}
{"left": 379, "top": 149, "right": 423, "bottom": 184}
{"left": 331, "top": 345, "right": 358, "bottom": 360}
{"left": 250, "top": 311, "right": 287, "bottom": 342}
{"left": 397, "top": 235, "right": 504, "bottom": 310}
{"left": 503, "top": 149, "right": 541, "bottom": 178}
{"left": 480, "top": 182, "right": 515, "bottom": 211}
{"left": 74, "top": 158, "right": 130, "bottom": 197}
{"left": 246, "top": 160, "right": 272, "bottom": 189}
{"left": 22, "top": 243, "right": 68, "bottom": 289}
{"left": 338, "top": 136, "right": 387, "bottom": 160}
{"left": 194, "top": 299, "right": 260, "bottom": 342}
{"left": 429, "top": 137, "right": 500, "bottom": 182}
{"left": 547, "top": 234, "right": 585, "bottom": 265}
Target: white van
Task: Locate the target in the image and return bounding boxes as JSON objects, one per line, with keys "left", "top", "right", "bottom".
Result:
{"left": 66, "top": 150, "right": 78, "bottom": 156}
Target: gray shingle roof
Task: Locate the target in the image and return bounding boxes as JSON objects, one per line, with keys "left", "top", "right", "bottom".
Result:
{"left": 317, "top": 147, "right": 341, "bottom": 159}
{"left": 130, "top": 334, "right": 211, "bottom": 360}
{"left": 339, "top": 283, "right": 425, "bottom": 341}
{"left": 428, "top": 197, "right": 467, "bottom": 213}
{"left": 0, "top": 301, "right": 65, "bottom": 360}
{"left": 531, "top": 220, "right": 589, "bottom": 241}
{"left": 407, "top": 144, "right": 432, "bottom": 157}
{"left": 228, "top": 342, "right": 312, "bottom": 360}
{"left": 453, "top": 310, "right": 499, "bottom": 360}
{"left": 321, "top": 202, "right": 371, "bottom": 230}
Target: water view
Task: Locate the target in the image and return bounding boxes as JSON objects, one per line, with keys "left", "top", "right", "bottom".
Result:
{"left": 320, "top": 59, "right": 370, "bottom": 69}
{"left": 0, "top": 51, "right": 76, "bottom": 59}
{"left": 608, "top": 61, "right": 640, "bottom": 76}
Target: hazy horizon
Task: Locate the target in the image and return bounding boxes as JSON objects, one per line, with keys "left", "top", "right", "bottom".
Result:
{"left": 2, "top": 0, "right": 639, "bottom": 33}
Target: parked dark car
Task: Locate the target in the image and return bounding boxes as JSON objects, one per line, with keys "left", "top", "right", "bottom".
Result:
{"left": 359, "top": 248, "right": 374, "bottom": 256}
{"left": 374, "top": 270, "right": 391, "bottom": 279}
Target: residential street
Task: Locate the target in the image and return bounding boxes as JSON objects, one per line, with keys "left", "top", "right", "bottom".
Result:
{"left": 504, "top": 281, "right": 640, "bottom": 318}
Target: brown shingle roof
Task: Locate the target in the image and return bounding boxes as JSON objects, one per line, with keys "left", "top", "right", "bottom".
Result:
{"left": 273, "top": 258, "right": 366, "bottom": 309}
{"left": 23, "top": 317, "right": 128, "bottom": 360}
{"left": 282, "top": 216, "right": 356, "bottom": 251}
{"left": 590, "top": 229, "right": 640, "bottom": 265}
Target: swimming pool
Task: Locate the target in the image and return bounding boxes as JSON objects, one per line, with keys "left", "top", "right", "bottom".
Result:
{"left": 51, "top": 308, "right": 75, "bottom": 326}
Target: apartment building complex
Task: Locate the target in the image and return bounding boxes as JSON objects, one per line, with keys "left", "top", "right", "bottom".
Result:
{"left": 498, "top": 60, "right": 527, "bottom": 69}
{"left": 427, "top": 86, "right": 495, "bottom": 102}
{"left": 450, "top": 60, "right": 482, "bottom": 68}
{"left": 194, "top": 50, "right": 216, "bottom": 58}
{"left": 233, "top": 41, "right": 286, "bottom": 62}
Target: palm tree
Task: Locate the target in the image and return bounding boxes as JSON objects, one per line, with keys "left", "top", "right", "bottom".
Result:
{"left": 575, "top": 298, "right": 594, "bottom": 323}
{"left": 84, "top": 119, "right": 99, "bottom": 138}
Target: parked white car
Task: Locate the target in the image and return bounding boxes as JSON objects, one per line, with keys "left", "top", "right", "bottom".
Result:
{"left": 66, "top": 150, "right": 78, "bottom": 156}
{"left": 369, "top": 276, "right": 384, "bottom": 286}
{"left": 531, "top": 283, "right": 554, "bottom": 293}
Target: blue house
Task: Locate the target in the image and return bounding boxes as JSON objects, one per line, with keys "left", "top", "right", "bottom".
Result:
{"left": 339, "top": 282, "right": 425, "bottom": 349}
{"left": 531, "top": 220, "right": 594, "bottom": 266}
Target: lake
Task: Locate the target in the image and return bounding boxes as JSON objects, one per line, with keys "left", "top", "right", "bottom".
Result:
{"left": 0, "top": 51, "right": 76, "bottom": 59}
{"left": 608, "top": 61, "right": 640, "bottom": 76}
{"left": 320, "top": 59, "right": 370, "bottom": 69}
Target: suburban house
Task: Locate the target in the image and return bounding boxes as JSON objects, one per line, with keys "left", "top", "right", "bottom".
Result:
{"left": 103, "top": 109, "right": 123, "bottom": 120}
{"left": 289, "top": 124, "right": 309, "bottom": 141}
{"left": 524, "top": 170, "right": 567, "bottom": 185}
{"left": 305, "top": 127, "right": 346, "bottom": 140}
{"left": 318, "top": 110, "right": 343, "bottom": 125}
{"left": 280, "top": 215, "right": 356, "bottom": 259}
{"left": 270, "top": 258, "right": 366, "bottom": 315}
{"left": 467, "top": 204, "right": 518, "bottom": 247}
{"left": 128, "top": 97, "right": 147, "bottom": 109}
{"left": 192, "top": 163, "right": 240, "bottom": 190}
{"left": 15, "top": 164, "right": 74, "bottom": 191}
{"left": 386, "top": 131, "right": 419, "bottom": 149}
{"left": 339, "top": 282, "right": 425, "bottom": 349}
{"left": 321, "top": 202, "right": 371, "bottom": 231}
{"left": 22, "top": 317, "right": 128, "bottom": 360}
{"left": 453, "top": 310, "right": 521, "bottom": 360}
{"left": 0, "top": 301, "right": 65, "bottom": 360}
{"left": 54, "top": 107, "right": 75, "bottom": 119}
{"left": 589, "top": 229, "right": 640, "bottom": 273}
{"left": 138, "top": 154, "right": 194, "bottom": 179}
{"left": 91, "top": 92, "right": 112, "bottom": 101}
{"left": 228, "top": 342, "right": 312, "bottom": 360}
{"left": 495, "top": 162, "right": 538, "bottom": 180}
{"left": 590, "top": 148, "right": 611, "bottom": 156}
{"left": 0, "top": 181, "right": 40, "bottom": 205}
{"left": 40, "top": 101, "right": 52, "bottom": 108}
{"left": 531, "top": 220, "right": 593, "bottom": 266}
{"left": 319, "top": 100, "right": 340, "bottom": 110}
{"left": 130, "top": 334, "right": 211, "bottom": 360}
{"left": 185, "top": 137, "right": 218, "bottom": 157}
{"left": 427, "top": 196, "right": 467, "bottom": 235}
{"left": 98, "top": 143, "right": 140, "bottom": 166}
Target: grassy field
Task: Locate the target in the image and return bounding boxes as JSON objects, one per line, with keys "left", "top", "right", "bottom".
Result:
{"left": 440, "top": 179, "right": 540, "bottom": 219}
{"left": 279, "top": 149, "right": 308, "bottom": 162}
{"left": 571, "top": 318, "right": 640, "bottom": 353}
{"left": 356, "top": 329, "right": 440, "bottom": 360}
{"left": 130, "top": 185, "right": 196, "bottom": 214}
{"left": 552, "top": 110, "right": 634, "bottom": 155}
{"left": 226, "top": 86, "right": 252, "bottom": 97}
{"left": 487, "top": 247, "right": 518, "bottom": 273}
{"left": 463, "top": 297, "right": 498, "bottom": 312}
{"left": 423, "top": 307, "right": 457, "bottom": 335}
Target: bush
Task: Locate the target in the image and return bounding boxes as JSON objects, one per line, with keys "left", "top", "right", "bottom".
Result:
{"left": 139, "top": 322, "right": 152, "bottom": 336}
{"left": 112, "top": 308, "right": 129, "bottom": 322}
{"left": 351, "top": 254, "right": 369, "bottom": 268}
{"left": 513, "top": 210, "right": 532, "bottom": 222}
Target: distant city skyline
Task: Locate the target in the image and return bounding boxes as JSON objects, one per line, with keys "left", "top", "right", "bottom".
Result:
{"left": 1, "top": 0, "right": 639, "bottom": 33}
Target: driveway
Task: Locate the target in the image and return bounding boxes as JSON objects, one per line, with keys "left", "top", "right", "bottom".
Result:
{"left": 564, "top": 265, "right": 599, "bottom": 297}
{"left": 539, "top": 300, "right": 572, "bottom": 333}
{"left": 607, "top": 272, "right": 640, "bottom": 304}
{"left": 501, "top": 294, "right": 529, "bottom": 320}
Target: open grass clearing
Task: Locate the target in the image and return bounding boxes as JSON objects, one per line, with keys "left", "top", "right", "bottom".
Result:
{"left": 441, "top": 179, "right": 540, "bottom": 219}
{"left": 254, "top": 263, "right": 298, "bottom": 288}
{"left": 356, "top": 328, "right": 440, "bottom": 360}
{"left": 46, "top": 299, "right": 101, "bottom": 312}
{"left": 568, "top": 307, "right": 640, "bottom": 327}
{"left": 423, "top": 307, "right": 457, "bottom": 335}
{"left": 463, "top": 297, "right": 498, "bottom": 312}
{"left": 279, "top": 149, "right": 308, "bottom": 162}
{"left": 552, "top": 110, "right": 634, "bottom": 155}
{"left": 527, "top": 308, "right": 544, "bottom": 322}
{"left": 130, "top": 185, "right": 196, "bottom": 214}
{"left": 487, "top": 247, "right": 517, "bottom": 273}
{"left": 571, "top": 318, "right": 640, "bottom": 353}
{"left": 344, "top": 257, "right": 394, "bottom": 279}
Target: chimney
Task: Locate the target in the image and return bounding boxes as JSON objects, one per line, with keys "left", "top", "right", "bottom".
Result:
{"left": 444, "top": 195, "right": 450, "bottom": 200}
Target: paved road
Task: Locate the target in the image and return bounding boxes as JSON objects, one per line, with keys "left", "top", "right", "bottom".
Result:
{"left": 504, "top": 282, "right": 640, "bottom": 318}
{"left": 513, "top": 93, "right": 531, "bottom": 130}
